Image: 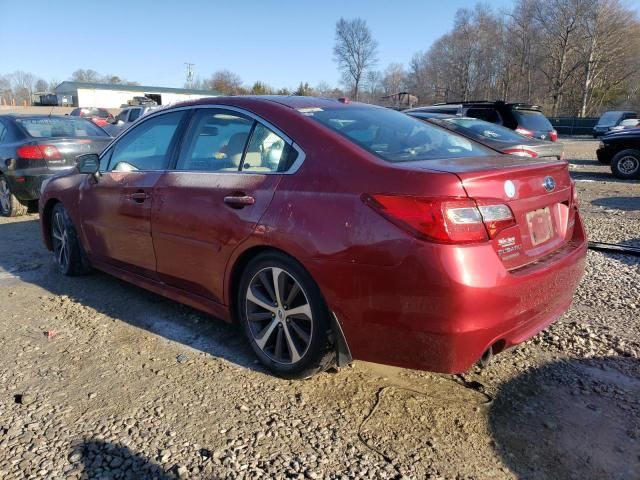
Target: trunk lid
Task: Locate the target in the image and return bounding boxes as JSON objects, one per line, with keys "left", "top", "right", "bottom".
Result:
{"left": 405, "top": 155, "right": 575, "bottom": 269}
{"left": 38, "top": 137, "right": 111, "bottom": 170}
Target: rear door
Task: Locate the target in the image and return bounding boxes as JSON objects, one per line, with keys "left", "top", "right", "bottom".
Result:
{"left": 152, "top": 108, "right": 295, "bottom": 303}
{"left": 79, "top": 110, "right": 187, "bottom": 277}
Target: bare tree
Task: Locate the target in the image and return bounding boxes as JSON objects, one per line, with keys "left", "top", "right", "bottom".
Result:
{"left": 333, "top": 18, "right": 378, "bottom": 101}
{"left": 382, "top": 63, "right": 406, "bottom": 95}
{"left": 204, "top": 70, "right": 243, "bottom": 95}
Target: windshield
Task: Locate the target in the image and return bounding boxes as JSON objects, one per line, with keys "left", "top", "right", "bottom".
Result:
{"left": 17, "top": 118, "right": 109, "bottom": 138}
{"left": 304, "top": 106, "right": 490, "bottom": 162}
{"left": 513, "top": 110, "right": 553, "bottom": 131}
{"left": 445, "top": 117, "right": 526, "bottom": 142}
{"left": 596, "top": 112, "right": 622, "bottom": 127}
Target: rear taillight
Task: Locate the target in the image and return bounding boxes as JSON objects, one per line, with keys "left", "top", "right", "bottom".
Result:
{"left": 475, "top": 201, "right": 517, "bottom": 238}
{"left": 549, "top": 130, "right": 558, "bottom": 142}
{"left": 363, "top": 194, "right": 515, "bottom": 244}
{"left": 515, "top": 127, "right": 533, "bottom": 138}
{"left": 503, "top": 147, "right": 538, "bottom": 158}
{"left": 16, "top": 144, "right": 62, "bottom": 160}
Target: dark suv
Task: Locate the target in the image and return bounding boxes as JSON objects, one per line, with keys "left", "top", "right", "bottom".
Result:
{"left": 405, "top": 101, "right": 557, "bottom": 142}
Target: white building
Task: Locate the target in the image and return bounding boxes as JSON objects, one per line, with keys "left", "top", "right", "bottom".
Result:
{"left": 54, "top": 81, "right": 219, "bottom": 108}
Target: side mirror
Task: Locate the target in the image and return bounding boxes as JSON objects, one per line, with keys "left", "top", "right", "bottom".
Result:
{"left": 106, "top": 117, "right": 116, "bottom": 124}
{"left": 77, "top": 153, "right": 100, "bottom": 176}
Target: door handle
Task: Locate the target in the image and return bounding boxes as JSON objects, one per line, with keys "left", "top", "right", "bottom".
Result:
{"left": 223, "top": 194, "right": 255, "bottom": 208}
{"left": 128, "top": 191, "right": 151, "bottom": 203}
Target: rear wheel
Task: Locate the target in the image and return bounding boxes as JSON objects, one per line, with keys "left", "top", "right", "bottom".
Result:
{"left": 237, "top": 252, "right": 335, "bottom": 379}
{"left": 611, "top": 149, "right": 640, "bottom": 179}
{"left": 0, "top": 176, "right": 28, "bottom": 217}
{"left": 50, "top": 203, "right": 90, "bottom": 276}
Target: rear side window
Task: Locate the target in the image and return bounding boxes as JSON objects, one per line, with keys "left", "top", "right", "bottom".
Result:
{"left": 466, "top": 108, "right": 502, "bottom": 124}
{"left": 177, "top": 110, "right": 253, "bottom": 171}
{"left": 513, "top": 110, "right": 553, "bottom": 131}
{"left": 306, "top": 106, "right": 490, "bottom": 162}
{"left": 0, "top": 123, "right": 6, "bottom": 143}
{"left": 108, "top": 111, "right": 185, "bottom": 172}
{"left": 16, "top": 118, "right": 108, "bottom": 138}
{"left": 242, "top": 123, "right": 296, "bottom": 173}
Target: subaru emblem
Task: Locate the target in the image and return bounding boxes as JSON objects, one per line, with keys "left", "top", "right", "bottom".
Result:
{"left": 543, "top": 176, "right": 556, "bottom": 192}
{"left": 504, "top": 180, "right": 516, "bottom": 198}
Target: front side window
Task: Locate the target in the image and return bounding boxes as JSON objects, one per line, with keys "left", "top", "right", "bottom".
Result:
{"left": 306, "top": 106, "right": 490, "bottom": 162}
{"left": 108, "top": 111, "right": 185, "bottom": 172}
{"left": 177, "top": 110, "right": 254, "bottom": 171}
{"left": 242, "top": 123, "right": 296, "bottom": 172}
{"left": 0, "top": 123, "right": 6, "bottom": 144}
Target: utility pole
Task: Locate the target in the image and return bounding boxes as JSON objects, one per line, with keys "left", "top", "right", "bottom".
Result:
{"left": 185, "top": 63, "right": 195, "bottom": 89}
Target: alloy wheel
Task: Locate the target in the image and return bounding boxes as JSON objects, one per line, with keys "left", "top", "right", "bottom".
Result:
{"left": 618, "top": 155, "right": 640, "bottom": 176}
{"left": 245, "top": 267, "right": 313, "bottom": 364}
{"left": 0, "top": 178, "right": 10, "bottom": 214}
{"left": 51, "top": 211, "right": 70, "bottom": 271}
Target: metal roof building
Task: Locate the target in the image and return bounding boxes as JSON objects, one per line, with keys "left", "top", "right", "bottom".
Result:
{"left": 54, "top": 81, "right": 220, "bottom": 108}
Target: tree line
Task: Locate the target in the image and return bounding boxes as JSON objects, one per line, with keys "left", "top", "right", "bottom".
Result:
{"left": 334, "top": 0, "right": 640, "bottom": 116}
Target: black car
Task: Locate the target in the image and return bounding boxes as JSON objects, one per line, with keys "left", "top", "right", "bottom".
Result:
{"left": 0, "top": 115, "right": 112, "bottom": 216}
{"left": 596, "top": 130, "right": 640, "bottom": 179}
{"left": 405, "top": 101, "right": 558, "bottom": 142}
{"left": 407, "top": 112, "right": 563, "bottom": 160}
{"left": 593, "top": 111, "right": 637, "bottom": 138}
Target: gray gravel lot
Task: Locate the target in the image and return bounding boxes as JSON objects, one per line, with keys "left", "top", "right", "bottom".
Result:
{"left": 0, "top": 139, "right": 638, "bottom": 479}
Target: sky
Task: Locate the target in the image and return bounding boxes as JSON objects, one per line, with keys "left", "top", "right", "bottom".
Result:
{"left": 0, "top": 0, "right": 561, "bottom": 90}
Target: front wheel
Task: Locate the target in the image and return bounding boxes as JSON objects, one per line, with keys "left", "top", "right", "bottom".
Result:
{"left": 611, "top": 149, "right": 640, "bottom": 180}
{"left": 0, "top": 176, "right": 28, "bottom": 217}
{"left": 237, "top": 252, "right": 335, "bottom": 379}
{"left": 50, "top": 203, "right": 91, "bottom": 276}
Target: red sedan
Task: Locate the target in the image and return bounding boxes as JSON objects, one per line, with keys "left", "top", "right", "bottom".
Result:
{"left": 39, "top": 97, "right": 587, "bottom": 378}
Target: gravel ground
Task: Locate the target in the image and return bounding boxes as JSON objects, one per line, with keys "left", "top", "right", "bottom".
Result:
{"left": 0, "top": 139, "right": 638, "bottom": 480}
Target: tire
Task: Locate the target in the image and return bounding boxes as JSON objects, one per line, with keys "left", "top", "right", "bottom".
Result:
{"left": 237, "top": 252, "right": 335, "bottom": 379}
{"left": 0, "top": 175, "right": 28, "bottom": 217}
{"left": 611, "top": 149, "right": 640, "bottom": 180}
{"left": 50, "top": 203, "right": 91, "bottom": 276}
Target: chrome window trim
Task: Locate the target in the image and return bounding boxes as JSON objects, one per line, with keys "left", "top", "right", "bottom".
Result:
{"left": 99, "top": 104, "right": 306, "bottom": 175}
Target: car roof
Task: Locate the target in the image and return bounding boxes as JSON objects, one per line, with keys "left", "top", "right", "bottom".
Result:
{"left": 166, "top": 95, "right": 370, "bottom": 112}
{"left": 0, "top": 114, "right": 81, "bottom": 120}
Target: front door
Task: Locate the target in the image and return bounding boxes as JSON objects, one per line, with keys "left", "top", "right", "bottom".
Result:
{"left": 152, "top": 108, "right": 294, "bottom": 303}
{"left": 79, "top": 110, "right": 187, "bottom": 277}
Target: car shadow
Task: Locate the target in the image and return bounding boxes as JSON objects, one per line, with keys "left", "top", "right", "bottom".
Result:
{"left": 75, "top": 439, "right": 174, "bottom": 479}
{"left": 488, "top": 356, "right": 640, "bottom": 480}
{"left": 591, "top": 196, "right": 640, "bottom": 212}
{"left": 570, "top": 170, "right": 637, "bottom": 184}
{"left": 0, "top": 216, "right": 263, "bottom": 374}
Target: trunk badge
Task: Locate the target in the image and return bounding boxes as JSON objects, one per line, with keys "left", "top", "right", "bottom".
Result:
{"left": 504, "top": 180, "right": 516, "bottom": 198}
{"left": 543, "top": 176, "right": 556, "bottom": 192}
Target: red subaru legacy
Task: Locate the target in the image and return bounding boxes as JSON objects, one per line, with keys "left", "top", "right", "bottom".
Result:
{"left": 38, "top": 97, "right": 587, "bottom": 378}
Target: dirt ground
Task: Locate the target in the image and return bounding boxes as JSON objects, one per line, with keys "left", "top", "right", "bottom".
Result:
{"left": 0, "top": 139, "right": 638, "bottom": 480}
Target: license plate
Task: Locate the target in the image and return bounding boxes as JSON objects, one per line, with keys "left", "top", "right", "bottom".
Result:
{"left": 526, "top": 207, "right": 553, "bottom": 246}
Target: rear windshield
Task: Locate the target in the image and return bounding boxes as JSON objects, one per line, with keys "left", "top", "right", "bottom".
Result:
{"left": 17, "top": 118, "right": 109, "bottom": 138}
{"left": 596, "top": 111, "right": 622, "bottom": 127}
{"left": 444, "top": 117, "right": 526, "bottom": 142}
{"left": 513, "top": 110, "right": 553, "bottom": 131}
{"left": 304, "top": 106, "right": 490, "bottom": 162}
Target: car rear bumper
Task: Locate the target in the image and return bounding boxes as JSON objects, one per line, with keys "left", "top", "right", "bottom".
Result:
{"left": 4, "top": 169, "right": 54, "bottom": 201}
{"left": 309, "top": 213, "right": 587, "bottom": 373}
